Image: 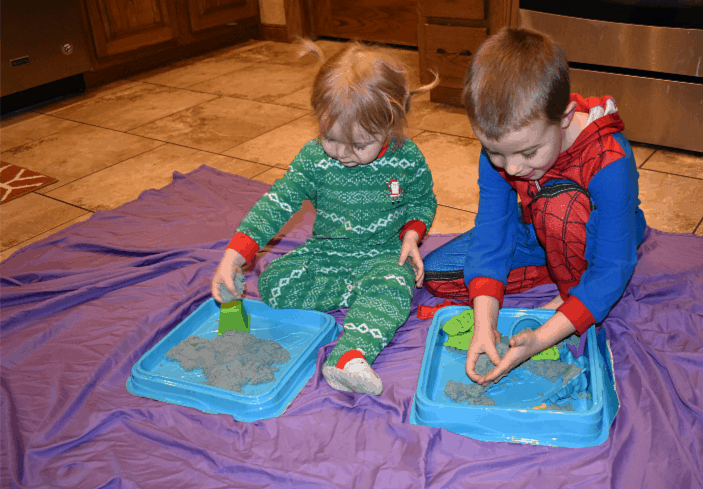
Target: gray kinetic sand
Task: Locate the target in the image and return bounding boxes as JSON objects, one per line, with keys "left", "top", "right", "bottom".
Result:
{"left": 445, "top": 380, "right": 497, "bottom": 405}
{"left": 444, "top": 335, "right": 584, "bottom": 408}
{"left": 219, "top": 273, "right": 246, "bottom": 303}
{"left": 166, "top": 330, "right": 290, "bottom": 393}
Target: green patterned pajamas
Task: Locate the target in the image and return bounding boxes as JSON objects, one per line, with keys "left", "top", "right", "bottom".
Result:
{"left": 232, "top": 138, "right": 436, "bottom": 369}
{"left": 259, "top": 243, "right": 415, "bottom": 366}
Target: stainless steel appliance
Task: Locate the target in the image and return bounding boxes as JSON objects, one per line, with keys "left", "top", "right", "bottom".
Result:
{"left": 519, "top": 1, "right": 703, "bottom": 153}
{"left": 1, "top": 0, "right": 92, "bottom": 100}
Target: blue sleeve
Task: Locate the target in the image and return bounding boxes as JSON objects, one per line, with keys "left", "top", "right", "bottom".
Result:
{"left": 464, "top": 150, "right": 520, "bottom": 286}
{"left": 570, "top": 133, "right": 646, "bottom": 322}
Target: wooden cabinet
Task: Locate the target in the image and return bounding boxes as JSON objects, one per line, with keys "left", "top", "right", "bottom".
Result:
{"left": 84, "top": 0, "right": 180, "bottom": 58}
{"left": 311, "top": 0, "right": 418, "bottom": 46}
{"left": 418, "top": 0, "right": 518, "bottom": 106}
{"left": 186, "top": 0, "right": 259, "bottom": 33}
{"left": 79, "top": 0, "right": 259, "bottom": 86}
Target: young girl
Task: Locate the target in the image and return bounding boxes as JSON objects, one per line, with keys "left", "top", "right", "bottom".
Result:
{"left": 211, "top": 41, "right": 439, "bottom": 395}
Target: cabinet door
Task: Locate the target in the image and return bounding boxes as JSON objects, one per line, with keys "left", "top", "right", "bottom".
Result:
{"left": 84, "top": 0, "right": 179, "bottom": 58}
{"left": 313, "top": 0, "right": 417, "bottom": 46}
{"left": 186, "top": 0, "right": 259, "bottom": 32}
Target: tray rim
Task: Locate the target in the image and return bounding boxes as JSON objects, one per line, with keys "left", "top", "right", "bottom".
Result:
{"left": 126, "top": 298, "right": 340, "bottom": 422}
{"left": 410, "top": 306, "right": 614, "bottom": 447}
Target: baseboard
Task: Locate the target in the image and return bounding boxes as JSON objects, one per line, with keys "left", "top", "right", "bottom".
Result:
{"left": 258, "top": 24, "right": 290, "bottom": 43}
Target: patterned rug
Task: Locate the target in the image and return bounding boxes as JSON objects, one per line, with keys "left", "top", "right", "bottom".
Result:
{"left": 1, "top": 162, "right": 57, "bottom": 204}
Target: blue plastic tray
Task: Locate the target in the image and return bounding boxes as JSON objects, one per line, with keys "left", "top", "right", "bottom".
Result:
{"left": 410, "top": 306, "right": 619, "bottom": 447}
{"left": 126, "top": 298, "right": 340, "bottom": 422}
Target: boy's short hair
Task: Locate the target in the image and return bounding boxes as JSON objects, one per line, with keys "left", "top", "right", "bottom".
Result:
{"left": 463, "top": 27, "right": 570, "bottom": 140}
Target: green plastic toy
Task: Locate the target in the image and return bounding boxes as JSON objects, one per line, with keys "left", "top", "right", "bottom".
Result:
{"left": 442, "top": 309, "right": 475, "bottom": 350}
{"left": 219, "top": 300, "right": 250, "bottom": 335}
{"left": 531, "top": 345, "right": 560, "bottom": 361}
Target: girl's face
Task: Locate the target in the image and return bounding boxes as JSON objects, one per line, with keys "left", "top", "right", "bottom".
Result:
{"left": 320, "top": 120, "right": 386, "bottom": 167}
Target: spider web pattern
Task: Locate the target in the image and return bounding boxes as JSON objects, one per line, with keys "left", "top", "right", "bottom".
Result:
{"left": 532, "top": 188, "right": 592, "bottom": 296}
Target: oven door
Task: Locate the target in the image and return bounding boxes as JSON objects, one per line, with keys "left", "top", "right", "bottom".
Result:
{"left": 519, "top": 2, "right": 703, "bottom": 153}
{"left": 1, "top": 0, "right": 93, "bottom": 97}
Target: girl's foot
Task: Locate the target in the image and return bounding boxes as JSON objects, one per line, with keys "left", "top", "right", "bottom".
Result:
{"left": 322, "top": 357, "right": 383, "bottom": 395}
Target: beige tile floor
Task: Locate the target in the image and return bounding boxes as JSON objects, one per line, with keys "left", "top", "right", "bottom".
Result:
{"left": 2, "top": 39, "right": 703, "bottom": 263}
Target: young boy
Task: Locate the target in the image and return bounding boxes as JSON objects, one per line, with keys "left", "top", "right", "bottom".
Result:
{"left": 423, "top": 27, "right": 647, "bottom": 385}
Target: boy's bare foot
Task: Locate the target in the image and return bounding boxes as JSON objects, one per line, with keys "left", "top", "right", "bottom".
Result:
{"left": 322, "top": 358, "right": 383, "bottom": 395}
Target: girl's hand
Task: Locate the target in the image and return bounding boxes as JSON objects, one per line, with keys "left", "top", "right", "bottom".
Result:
{"left": 211, "top": 249, "right": 247, "bottom": 303}
{"left": 477, "top": 329, "right": 546, "bottom": 385}
{"left": 399, "top": 230, "right": 424, "bottom": 287}
{"left": 465, "top": 323, "right": 502, "bottom": 383}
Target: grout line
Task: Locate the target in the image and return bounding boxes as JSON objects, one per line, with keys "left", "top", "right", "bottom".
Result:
{"left": 38, "top": 193, "right": 94, "bottom": 213}
{"left": 133, "top": 60, "right": 255, "bottom": 91}
{"left": 436, "top": 204, "right": 477, "bottom": 214}
{"left": 33, "top": 140, "right": 169, "bottom": 195}
{"left": 0, "top": 117, "right": 83, "bottom": 154}
{"left": 693, "top": 215, "right": 703, "bottom": 235}
{"left": 638, "top": 167, "right": 703, "bottom": 182}
{"left": 218, "top": 112, "right": 314, "bottom": 155}
{"left": 637, "top": 146, "right": 659, "bottom": 168}
{"left": 1, "top": 209, "right": 93, "bottom": 254}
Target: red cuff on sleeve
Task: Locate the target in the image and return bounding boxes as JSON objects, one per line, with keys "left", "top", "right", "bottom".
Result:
{"left": 468, "top": 277, "right": 505, "bottom": 309}
{"left": 226, "top": 232, "right": 260, "bottom": 263}
{"left": 399, "top": 220, "right": 427, "bottom": 243}
{"left": 557, "top": 296, "right": 596, "bottom": 335}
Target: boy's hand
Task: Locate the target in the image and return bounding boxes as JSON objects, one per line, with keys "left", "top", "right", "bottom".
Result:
{"left": 212, "top": 248, "right": 247, "bottom": 303}
{"left": 478, "top": 312, "right": 576, "bottom": 385}
{"left": 399, "top": 230, "right": 424, "bottom": 287}
{"left": 476, "top": 329, "right": 544, "bottom": 385}
{"left": 465, "top": 323, "right": 502, "bottom": 383}
{"left": 465, "top": 295, "right": 502, "bottom": 383}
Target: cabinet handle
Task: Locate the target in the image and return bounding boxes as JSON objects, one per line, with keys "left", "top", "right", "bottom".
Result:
{"left": 437, "top": 48, "right": 472, "bottom": 56}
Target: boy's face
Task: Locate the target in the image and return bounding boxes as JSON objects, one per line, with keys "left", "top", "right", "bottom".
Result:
{"left": 320, "top": 121, "right": 385, "bottom": 167}
{"left": 473, "top": 117, "right": 571, "bottom": 181}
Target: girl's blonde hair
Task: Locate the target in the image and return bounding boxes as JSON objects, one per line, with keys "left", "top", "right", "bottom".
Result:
{"left": 301, "top": 39, "right": 439, "bottom": 150}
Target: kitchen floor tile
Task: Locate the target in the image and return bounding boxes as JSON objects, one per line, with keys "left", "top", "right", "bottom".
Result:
{"left": 252, "top": 167, "right": 287, "bottom": 185}
{"left": 413, "top": 132, "right": 481, "bottom": 213}
{"left": 641, "top": 148, "right": 703, "bottom": 179}
{"left": 0, "top": 124, "right": 164, "bottom": 193}
{"left": 0, "top": 192, "right": 89, "bottom": 250}
{"left": 128, "top": 96, "right": 309, "bottom": 153}
{"left": 0, "top": 213, "right": 92, "bottom": 263}
{"left": 408, "top": 92, "right": 475, "bottom": 139}
{"left": 223, "top": 114, "right": 319, "bottom": 168}
{"left": 222, "top": 39, "right": 346, "bottom": 66}
{"left": 189, "top": 63, "right": 317, "bottom": 103}
{"left": 45, "top": 144, "right": 269, "bottom": 211}
{"left": 637, "top": 169, "right": 703, "bottom": 234}
{"left": 429, "top": 205, "right": 476, "bottom": 235}
{"left": 1, "top": 113, "right": 79, "bottom": 153}
{"left": 49, "top": 82, "right": 218, "bottom": 132}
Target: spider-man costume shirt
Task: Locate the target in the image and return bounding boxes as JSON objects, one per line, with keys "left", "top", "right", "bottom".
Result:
{"left": 464, "top": 94, "right": 647, "bottom": 332}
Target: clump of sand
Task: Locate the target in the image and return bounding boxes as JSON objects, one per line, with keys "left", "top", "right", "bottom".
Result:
{"left": 166, "top": 331, "right": 290, "bottom": 393}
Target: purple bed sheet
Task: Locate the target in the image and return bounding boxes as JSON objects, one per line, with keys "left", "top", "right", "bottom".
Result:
{"left": 1, "top": 166, "right": 702, "bottom": 488}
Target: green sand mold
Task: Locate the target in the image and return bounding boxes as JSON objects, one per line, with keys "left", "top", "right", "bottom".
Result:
{"left": 442, "top": 309, "right": 475, "bottom": 350}
{"left": 442, "top": 310, "right": 560, "bottom": 361}
{"left": 219, "top": 300, "right": 250, "bottom": 335}
{"left": 531, "top": 345, "right": 560, "bottom": 361}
